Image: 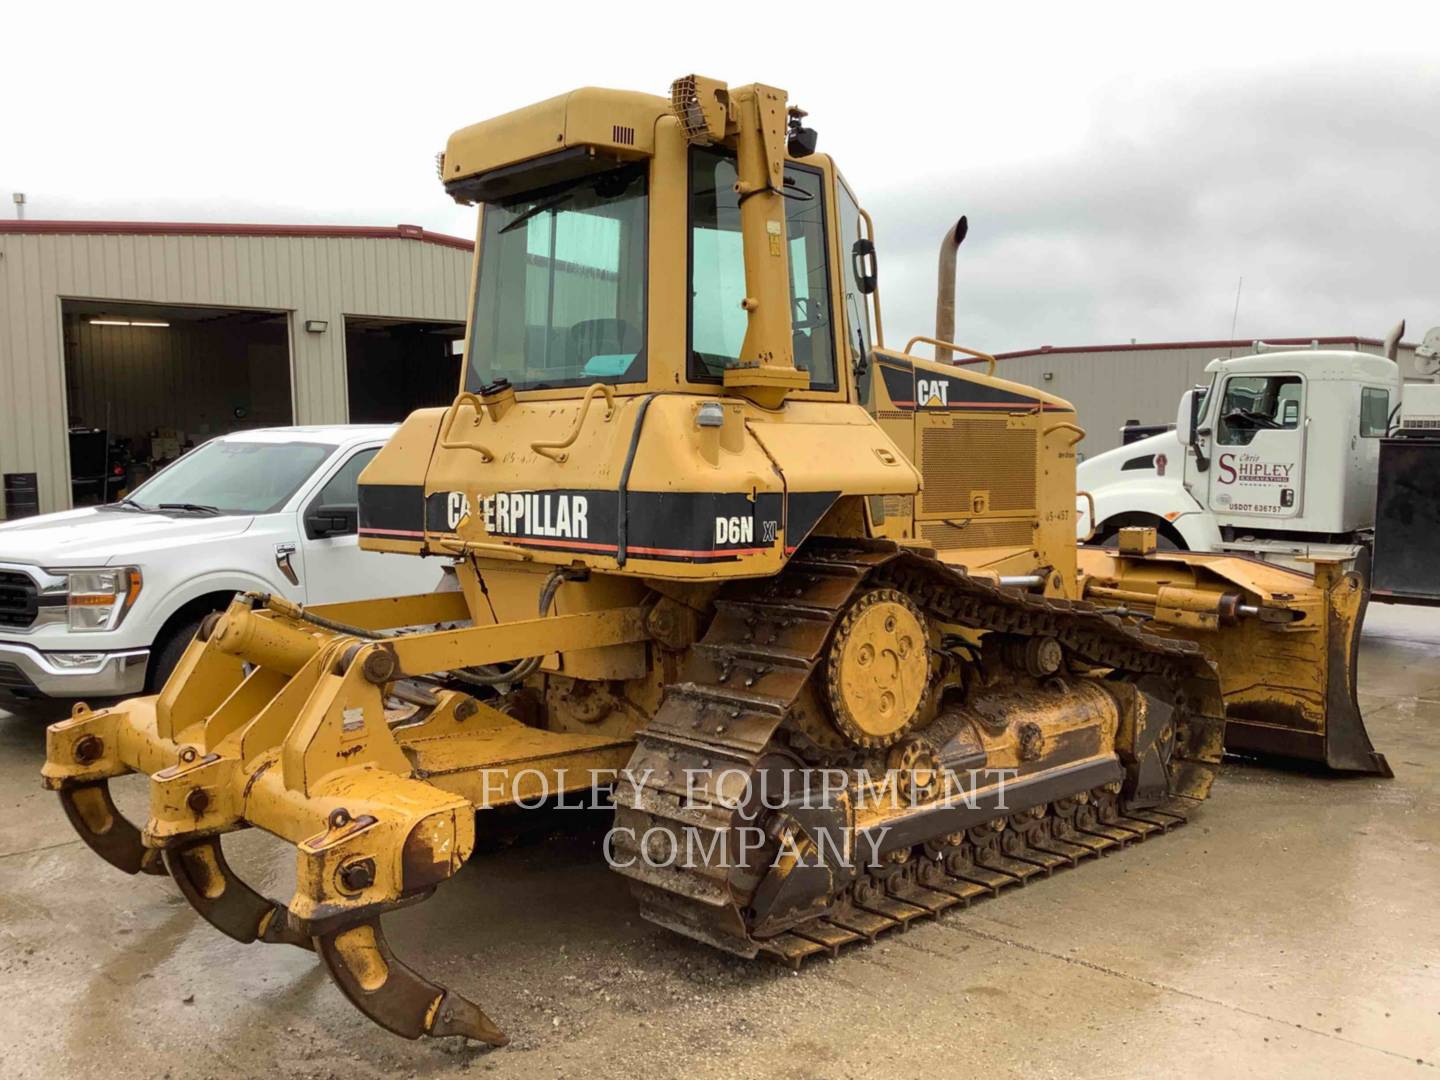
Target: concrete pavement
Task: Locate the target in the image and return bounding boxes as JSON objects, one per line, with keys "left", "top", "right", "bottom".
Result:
{"left": 0, "top": 604, "right": 1435, "bottom": 1079}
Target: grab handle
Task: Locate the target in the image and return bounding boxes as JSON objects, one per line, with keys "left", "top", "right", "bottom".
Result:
{"left": 438, "top": 393, "right": 495, "bottom": 462}
{"left": 1077, "top": 489, "right": 1097, "bottom": 542}
{"left": 903, "top": 336, "right": 997, "bottom": 376}
{"left": 1044, "top": 421, "right": 1086, "bottom": 446}
{"left": 531, "top": 383, "right": 616, "bottom": 463}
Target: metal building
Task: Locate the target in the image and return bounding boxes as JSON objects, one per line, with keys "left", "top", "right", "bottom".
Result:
{"left": 990, "top": 336, "right": 1420, "bottom": 457}
{"left": 0, "top": 221, "right": 472, "bottom": 519}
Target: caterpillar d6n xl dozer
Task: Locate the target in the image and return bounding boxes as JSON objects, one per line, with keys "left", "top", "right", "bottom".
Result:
{"left": 42, "top": 76, "right": 1380, "bottom": 1047}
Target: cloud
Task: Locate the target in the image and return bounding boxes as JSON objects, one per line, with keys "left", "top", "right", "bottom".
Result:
{"left": 869, "top": 62, "right": 1440, "bottom": 353}
{"left": 5, "top": 36, "right": 1434, "bottom": 357}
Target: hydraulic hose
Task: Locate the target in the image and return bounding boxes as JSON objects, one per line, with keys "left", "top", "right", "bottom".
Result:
{"left": 455, "top": 567, "right": 571, "bottom": 686}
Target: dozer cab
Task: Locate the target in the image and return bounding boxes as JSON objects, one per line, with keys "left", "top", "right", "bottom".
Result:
{"left": 43, "top": 75, "right": 1386, "bottom": 1047}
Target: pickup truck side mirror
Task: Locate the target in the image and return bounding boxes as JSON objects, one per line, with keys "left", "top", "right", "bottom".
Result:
{"left": 305, "top": 504, "right": 358, "bottom": 539}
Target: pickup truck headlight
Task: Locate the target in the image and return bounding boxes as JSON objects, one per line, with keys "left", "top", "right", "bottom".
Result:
{"left": 52, "top": 568, "right": 144, "bottom": 632}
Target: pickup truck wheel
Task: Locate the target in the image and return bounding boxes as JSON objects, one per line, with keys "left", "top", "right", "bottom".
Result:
{"left": 148, "top": 616, "right": 205, "bottom": 693}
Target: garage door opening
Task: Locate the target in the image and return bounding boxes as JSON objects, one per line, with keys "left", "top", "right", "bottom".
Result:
{"left": 61, "top": 299, "right": 292, "bottom": 506}
{"left": 344, "top": 316, "right": 465, "bottom": 423}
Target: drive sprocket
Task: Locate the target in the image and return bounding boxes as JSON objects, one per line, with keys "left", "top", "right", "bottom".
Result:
{"left": 824, "top": 587, "right": 932, "bottom": 749}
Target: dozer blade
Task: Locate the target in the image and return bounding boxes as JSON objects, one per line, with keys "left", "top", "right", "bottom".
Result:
{"left": 40, "top": 590, "right": 649, "bottom": 1045}
{"left": 1077, "top": 547, "right": 1391, "bottom": 777}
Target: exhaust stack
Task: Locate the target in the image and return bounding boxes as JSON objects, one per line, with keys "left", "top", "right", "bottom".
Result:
{"left": 934, "top": 216, "right": 968, "bottom": 363}
{"left": 1383, "top": 319, "right": 1406, "bottom": 362}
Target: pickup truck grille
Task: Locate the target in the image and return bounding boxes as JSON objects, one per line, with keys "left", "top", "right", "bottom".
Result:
{"left": 0, "top": 571, "right": 39, "bottom": 629}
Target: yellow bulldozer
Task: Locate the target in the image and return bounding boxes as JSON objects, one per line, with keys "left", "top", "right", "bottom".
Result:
{"left": 42, "top": 76, "right": 1388, "bottom": 1047}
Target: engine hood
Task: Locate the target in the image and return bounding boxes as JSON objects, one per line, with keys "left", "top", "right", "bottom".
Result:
{"left": 0, "top": 507, "right": 256, "bottom": 567}
{"left": 1078, "top": 429, "right": 1184, "bottom": 486}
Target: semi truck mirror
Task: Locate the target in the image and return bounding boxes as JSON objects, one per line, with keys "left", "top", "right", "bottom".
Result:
{"left": 1176, "top": 390, "right": 1195, "bottom": 443}
{"left": 1177, "top": 389, "right": 1210, "bottom": 473}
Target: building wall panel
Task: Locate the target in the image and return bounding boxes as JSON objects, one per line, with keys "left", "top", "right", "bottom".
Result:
{"left": 991, "top": 340, "right": 1417, "bottom": 458}
{"left": 0, "top": 227, "right": 472, "bottom": 517}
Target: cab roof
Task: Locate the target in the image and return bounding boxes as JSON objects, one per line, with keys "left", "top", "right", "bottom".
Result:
{"left": 1204, "top": 348, "right": 1399, "bottom": 383}
{"left": 442, "top": 87, "right": 669, "bottom": 200}
{"left": 216, "top": 425, "right": 398, "bottom": 447}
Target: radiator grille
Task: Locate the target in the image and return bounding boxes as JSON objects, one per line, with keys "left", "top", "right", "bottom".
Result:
{"left": 612, "top": 125, "right": 636, "bottom": 146}
{"left": 920, "top": 418, "right": 1036, "bottom": 515}
{"left": 0, "top": 570, "right": 37, "bottom": 629}
{"left": 920, "top": 519, "right": 1032, "bottom": 549}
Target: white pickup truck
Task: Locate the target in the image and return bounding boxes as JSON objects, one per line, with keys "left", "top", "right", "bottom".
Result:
{"left": 0, "top": 425, "right": 445, "bottom": 702}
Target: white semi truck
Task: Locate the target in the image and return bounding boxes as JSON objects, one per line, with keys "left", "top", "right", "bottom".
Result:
{"left": 1077, "top": 323, "right": 1440, "bottom": 603}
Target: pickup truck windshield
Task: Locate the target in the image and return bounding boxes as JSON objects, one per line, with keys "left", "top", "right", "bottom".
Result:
{"left": 466, "top": 163, "right": 648, "bottom": 392}
{"left": 125, "top": 440, "right": 333, "bottom": 514}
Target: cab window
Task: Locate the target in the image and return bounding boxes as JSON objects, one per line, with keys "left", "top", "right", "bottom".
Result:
{"left": 468, "top": 164, "right": 648, "bottom": 391}
{"left": 836, "top": 177, "right": 872, "bottom": 399}
{"left": 1216, "top": 375, "right": 1302, "bottom": 446}
{"left": 1360, "top": 387, "right": 1390, "bottom": 437}
{"left": 688, "top": 148, "right": 837, "bottom": 390}
{"left": 313, "top": 448, "right": 378, "bottom": 509}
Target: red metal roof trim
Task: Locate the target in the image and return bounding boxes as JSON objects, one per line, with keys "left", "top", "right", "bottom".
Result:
{"left": 985, "top": 336, "right": 1387, "bottom": 362}
{"left": 0, "top": 220, "right": 474, "bottom": 252}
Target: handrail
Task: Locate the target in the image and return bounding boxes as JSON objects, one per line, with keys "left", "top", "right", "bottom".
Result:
{"left": 438, "top": 392, "right": 495, "bottom": 462}
{"left": 1077, "top": 489, "right": 1097, "bottom": 542}
{"left": 858, "top": 207, "right": 884, "bottom": 348}
{"left": 904, "top": 335, "right": 997, "bottom": 376}
{"left": 531, "top": 383, "right": 616, "bottom": 463}
{"left": 1043, "top": 421, "right": 1087, "bottom": 446}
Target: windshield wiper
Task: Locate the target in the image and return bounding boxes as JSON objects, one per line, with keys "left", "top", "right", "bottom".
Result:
{"left": 157, "top": 502, "right": 222, "bottom": 516}
{"left": 498, "top": 189, "right": 578, "bottom": 235}
{"left": 105, "top": 496, "right": 151, "bottom": 512}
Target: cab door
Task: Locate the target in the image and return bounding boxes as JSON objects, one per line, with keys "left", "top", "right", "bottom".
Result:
{"left": 300, "top": 445, "right": 444, "bottom": 603}
{"left": 1207, "top": 373, "right": 1306, "bottom": 519}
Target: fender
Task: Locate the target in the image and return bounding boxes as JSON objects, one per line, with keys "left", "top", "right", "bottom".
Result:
{"left": 143, "top": 568, "right": 300, "bottom": 642}
{"left": 1078, "top": 432, "right": 1221, "bottom": 550}
{"left": 1082, "top": 483, "right": 1223, "bottom": 551}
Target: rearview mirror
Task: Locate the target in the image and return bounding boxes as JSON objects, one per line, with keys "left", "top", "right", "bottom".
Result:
{"left": 1176, "top": 390, "right": 1196, "bottom": 444}
{"left": 851, "top": 238, "right": 877, "bottom": 295}
{"left": 305, "top": 504, "right": 358, "bottom": 539}
{"left": 1177, "top": 387, "right": 1210, "bottom": 473}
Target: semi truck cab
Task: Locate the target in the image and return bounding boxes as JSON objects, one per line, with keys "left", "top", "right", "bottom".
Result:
{"left": 1078, "top": 344, "right": 1403, "bottom": 567}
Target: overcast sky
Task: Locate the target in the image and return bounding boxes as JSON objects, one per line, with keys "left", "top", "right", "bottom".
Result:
{"left": 3, "top": 2, "right": 1436, "bottom": 352}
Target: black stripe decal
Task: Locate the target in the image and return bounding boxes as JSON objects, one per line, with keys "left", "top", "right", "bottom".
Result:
{"left": 360, "top": 484, "right": 854, "bottom": 564}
